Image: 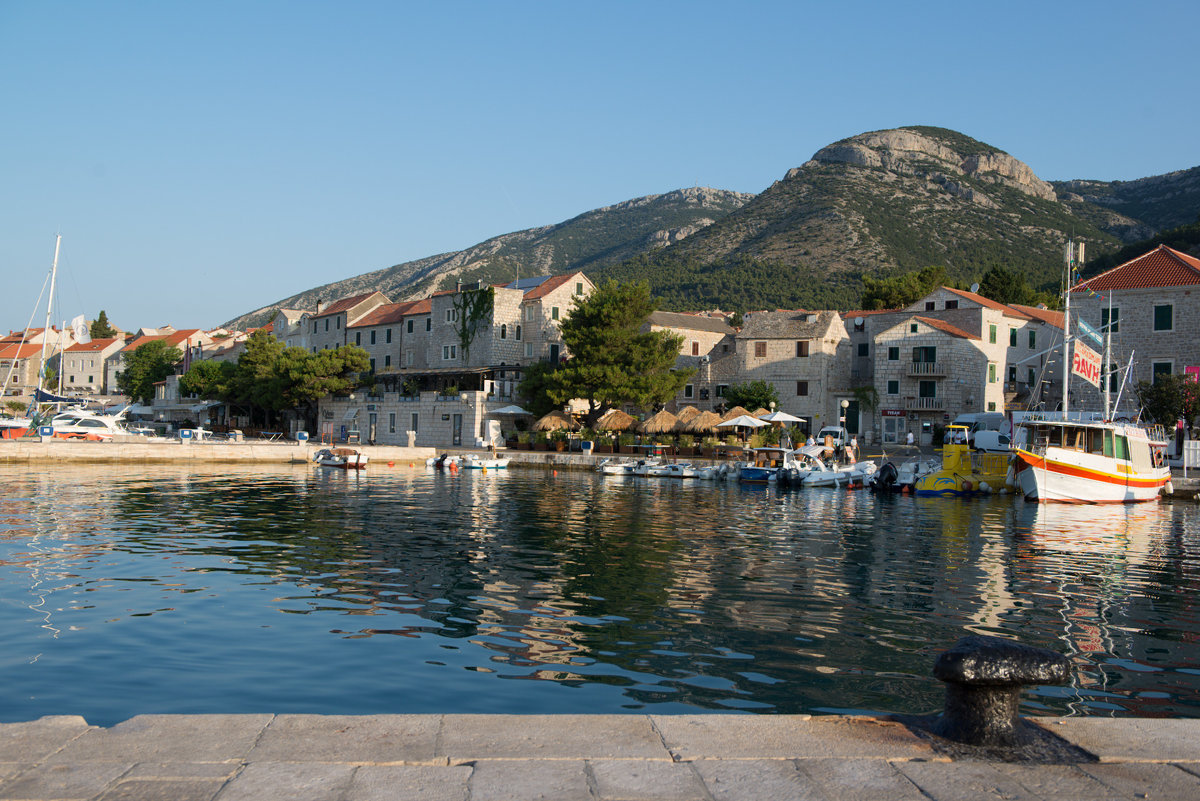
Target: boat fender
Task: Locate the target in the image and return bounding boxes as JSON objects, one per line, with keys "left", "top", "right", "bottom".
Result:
{"left": 1004, "top": 465, "right": 1015, "bottom": 488}
{"left": 960, "top": 479, "right": 973, "bottom": 493}
{"left": 978, "top": 481, "right": 991, "bottom": 494}
{"left": 1165, "top": 481, "right": 1174, "bottom": 495}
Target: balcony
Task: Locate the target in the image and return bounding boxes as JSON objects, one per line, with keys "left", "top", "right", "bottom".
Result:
{"left": 906, "top": 361, "right": 946, "bottom": 377}
{"left": 903, "top": 396, "right": 946, "bottom": 411}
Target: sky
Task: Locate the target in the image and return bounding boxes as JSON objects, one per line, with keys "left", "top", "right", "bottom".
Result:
{"left": 2, "top": 0, "right": 1197, "bottom": 332}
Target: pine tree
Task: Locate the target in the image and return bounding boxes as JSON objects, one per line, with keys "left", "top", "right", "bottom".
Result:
{"left": 90, "top": 310, "right": 117, "bottom": 339}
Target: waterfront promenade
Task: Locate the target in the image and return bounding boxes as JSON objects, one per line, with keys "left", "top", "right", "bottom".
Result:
{"left": 3, "top": 713, "right": 1200, "bottom": 800}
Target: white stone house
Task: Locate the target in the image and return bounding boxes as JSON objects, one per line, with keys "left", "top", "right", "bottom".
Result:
{"left": 61, "top": 337, "right": 126, "bottom": 394}
{"left": 270, "top": 309, "right": 307, "bottom": 350}
{"left": 305, "top": 292, "right": 389, "bottom": 352}
{"left": 1071, "top": 244, "right": 1200, "bottom": 401}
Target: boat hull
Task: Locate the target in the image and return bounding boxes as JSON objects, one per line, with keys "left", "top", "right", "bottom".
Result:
{"left": 1014, "top": 449, "right": 1168, "bottom": 503}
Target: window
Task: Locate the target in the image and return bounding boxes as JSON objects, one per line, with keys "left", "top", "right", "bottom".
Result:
{"left": 754, "top": 341, "right": 767, "bottom": 358}
{"left": 325, "top": 319, "right": 329, "bottom": 332}
{"left": 442, "top": 344, "right": 457, "bottom": 360}
{"left": 919, "top": 380, "right": 937, "bottom": 398}
{"left": 988, "top": 363, "right": 997, "bottom": 383}
{"left": 887, "top": 346, "right": 899, "bottom": 361}
{"left": 692, "top": 341, "right": 699, "bottom": 356}
{"left": 1028, "top": 368, "right": 1036, "bottom": 386}
{"left": 886, "top": 380, "right": 899, "bottom": 395}
{"left": 369, "top": 358, "right": 375, "bottom": 372}
{"left": 525, "top": 307, "right": 535, "bottom": 322}
{"left": 446, "top": 309, "right": 457, "bottom": 323}
{"left": 1101, "top": 307, "right": 1119, "bottom": 334}
{"left": 313, "top": 320, "right": 318, "bottom": 333}
{"left": 797, "top": 340, "right": 810, "bottom": 357}
{"left": 684, "top": 384, "right": 694, "bottom": 398}
{"left": 68, "top": 375, "right": 75, "bottom": 383}
{"left": 411, "top": 412, "right": 419, "bottom": 433}
{"left": 796, "top": 380, "right": 809, "bottom": 396}
{"left": 336, "top": 317, "right": 341, "bottom": 329}
{"left": 370, "top": 331, "right": 376, "bottom": 345}
{"left": 925, "top": 301, "right": 935, "bottom": 311}
{"left": 1154, "top": 304, "right": 1173, "bottom": 331}
{"left": 1008, "top": 365, "right": 1016, "bottom": 384}
{"left": 857, "top": 343, "right": 869, "bottom": 358}
{"left": 912, "top": 346, "right": 937, "bottom": 363}
{"left": 407, "top": 320, "right": 413, "bottom": 334}
{"left": 1009, "top": 328, "right": 1017, "bottom": 347}
{"left": 989, "top": 324, "right": 997, "bottom": 344}
{"left": 501, "top": 324, "right": 507, "bottom": 339}
{"left": 987, "top": 401, "right": 996, "bottom": 411}
{"left": 575, "top": 282, "right": 584, "bottom": 295}
{"left": 386, "top": 329, "right": 392, "bottom": 344}
{"left": 425, "top": 318, "right": 431, "bottom": 332}
{"left": 524, "top": 343, "right": 533, "bottom": 357}
{"left": 389, "top": 413, "right": 396, "bottom": 434}
{"left": 384, "top": 354, "right": 391, "bottom": 367}
{"left": 87, "top": 375, "right": 93, "bottom": 384}
{"left": 405, "top": 350, "right": 414, "bottom": 367}
{"left": 1028, "top": 329, "right": 1036, "bottom": 349}
{"left": 551, "top": 306, "right": 559, "bottom": 320}
{"left": 355, "top": 332, "right": 361, "bottom": 345}
{"left": 515, "top": 325, "right": 522, "bottom": 341}
{"left": 1152, "top": 362, "right": 1173, "bottom": 384}
{"left": 945, "top": 300, "right": 958, "bottom": 310}
{"left": 910, "top": 322, "right": 918, "bottom": 333}
{"left": 716, "top": 385, "right": 728, "bottom": 398}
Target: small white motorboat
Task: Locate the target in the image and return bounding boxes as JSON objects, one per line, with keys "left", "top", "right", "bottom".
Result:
{"left": 313, "top": 447, "right": 368, "bottom": 470}
{"left": 461, "top": 454, "right": 510, "bottom": 469}
{"left": 661, "top": 463, "right": 698, "bottom": 479}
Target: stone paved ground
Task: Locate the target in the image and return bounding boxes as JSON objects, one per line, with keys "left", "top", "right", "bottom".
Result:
{"left": 2, "top": 714, "right": 1200, "bottom": 800}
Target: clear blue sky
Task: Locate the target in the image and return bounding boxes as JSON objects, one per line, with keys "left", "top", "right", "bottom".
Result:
{"left": 2, "top": 0, "right": 1196, "bottom": 331}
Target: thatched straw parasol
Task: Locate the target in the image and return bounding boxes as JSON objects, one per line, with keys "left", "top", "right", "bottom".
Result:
{"left": 750, "top": 407, "right": 770, "bottom": 417}
{"left": 532, "top": 409, "right": 580, "bottom": 432}
{"left": 595, "top": 409, "right": 637, "bottom": 431}
{"left": 675, "top": 405, "right": 701, "bottom": 423}
{"left": 638, "top": 409, "right": 680, "bottom": 435}
{"left": 720, "top": 406, "right": 752, "bottom": 422}
{"left": 684, "top": 410, "right": 723, "bottom": 434}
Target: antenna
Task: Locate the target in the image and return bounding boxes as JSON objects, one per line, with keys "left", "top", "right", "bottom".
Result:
{"left": 969, "top": 283, "right": 980, "bottom": 294}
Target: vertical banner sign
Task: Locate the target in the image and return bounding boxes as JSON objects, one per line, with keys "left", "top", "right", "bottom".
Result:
{"left": 1072, "top": 341, "right": 1102, "bottom": 388}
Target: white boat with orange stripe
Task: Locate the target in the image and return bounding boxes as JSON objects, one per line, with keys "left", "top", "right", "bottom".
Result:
{"left": 1012, "top": 418, "right": 1170, "bottom": 503}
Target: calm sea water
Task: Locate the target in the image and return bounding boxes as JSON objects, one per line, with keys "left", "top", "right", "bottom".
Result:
{"left": 2, "top": 463, "right": 1199, "bottom": 727}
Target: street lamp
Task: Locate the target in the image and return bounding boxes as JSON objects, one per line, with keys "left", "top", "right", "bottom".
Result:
{"left": 839, "top": 398, "right": 848, "bottom": 427}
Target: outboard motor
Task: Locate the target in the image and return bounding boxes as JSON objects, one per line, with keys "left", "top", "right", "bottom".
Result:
{"left": 871, "top": 461, "right": 898, "bottom": 492}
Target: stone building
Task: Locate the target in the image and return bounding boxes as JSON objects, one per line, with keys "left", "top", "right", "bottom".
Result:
{"left": 107, "top": 329, "right": 214, "bottom": 396}
{"left": 270, "top": 309, "right": 307, "bottom": 350}
{"left": 305, "top": 292, "right": 389, "bottom": 352}
{"left": 1071, "top": 244, "right": 1200, "bottom": 399}
{"left": 61, "top": 337, "right": 126, "bottom": 394}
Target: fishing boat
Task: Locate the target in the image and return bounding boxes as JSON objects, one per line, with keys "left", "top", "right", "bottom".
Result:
{"left": 737, "top": 447, "right": 798, "bottom": 484}
{"left": 1012, "top": 418, "right": 1169, "bottom": 503}
{"left": 313, "top": 447, "right": 368, "bottom": 470}
{"left": 914, "top": 426, "right": 1010, "bottom": 496}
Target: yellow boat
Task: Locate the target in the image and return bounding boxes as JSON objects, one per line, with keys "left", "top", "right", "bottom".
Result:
{"left": 914, "top": 425, "right": 1012, "bottom": 497}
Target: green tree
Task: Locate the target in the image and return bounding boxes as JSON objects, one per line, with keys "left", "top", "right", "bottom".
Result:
{"left": 117, "top": 340, "right": 182, "bottom": 404}
{"left": 538, "top": 280, "right": 694, "bottom": 423}
{"left": 861, "top": 265, "right": 947, "bottom": 310}
{"left": 89, "top": 310, "right": 117, "bottom": 339}
{"left": 977, "top": 265, "right": 1035, "bottom": 306}
{"left": 516, "top": 360, "right": 563, "bottom": 418}
{"left": 179, "top": 359, "right": 236, "bottom": 399}
{"left": 1137, "top": 374, "right": 1200, "bottom": 430}
{"left": 723, "top": 380, "right": 780, "bottom": 412}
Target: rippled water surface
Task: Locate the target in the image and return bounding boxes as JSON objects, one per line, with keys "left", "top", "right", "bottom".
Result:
{"left": 3, "top": 463, "right": 1200, "bottom": 726}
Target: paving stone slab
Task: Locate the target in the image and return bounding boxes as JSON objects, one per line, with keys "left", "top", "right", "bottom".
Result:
{"left": 989, "top": 764, "right": 1125, "bottom": 799}
{"left": 0, "top": 761, "right": 132, "bottom": 800}
{"left": 651, "top": 715, "right": 935, "bottom": 760}
{"left": 48, "top": 715, "right": 273, "bottom": 764}
{"left": 122, "top": 762, "right": 242, "bottom": 780}
{"left": 894, "top": 761, "right": 1048, "bottom": 801}
{"left": 95, "top": 777, "right": 226, "bottom": 801}
{"left": 796, "top": 758, "right": 930, "bottom": 800}
{"left": 0, "top": 716, "right": 93, "bottom": 762}
{"left": 1078, "top": 762, "right": 1200, "bottom": 800}
{"left": 213, "top": 762, "right": 354, "bottom": 801}
{"left": 247, "top": 715, "right": 440, "bottom": 764}
{"left": 588, "top": 759, "right": 708, "bottom": 800}
{"left": 439, "top": 715, "right": 668, "bottom": 760}
{"left": 692, "top": 760, "right": 825, "bottom": 801}
{"left": 1040, "top": 718, "right": 1200, "bottom": 762}
{"left": 468, "top": 760, "right": 592, "bottom": 801}
{"left": 346, "top": 765, "right": 471, "bottom": 801}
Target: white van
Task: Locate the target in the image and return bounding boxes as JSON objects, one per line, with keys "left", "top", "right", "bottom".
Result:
{"left": 950, "top": 412, "right": 1008, "bottom": 433}
{"left": 971, "top": 430, "right": 1012, "bottom": 453}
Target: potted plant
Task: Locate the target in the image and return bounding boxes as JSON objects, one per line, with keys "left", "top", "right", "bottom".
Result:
{"left": 516, "top": 431, "right": 532, "bottom": 450}
{"left": 550, "top": 430, "right": 568, "bottom": 452}
{"left": 592, "top": 434, "right": 614, "bottom": 454}
{"left": 533, "top": 431, "right": 550, "bottom": 451}
{"left": 701, "top": 436, "right": 719, "bottom": 458}
{"left": 678, "top": 434, "right": 696, "bottom": 455}
{"left": 617, "top": 432, "right": 636, "bottom": 453}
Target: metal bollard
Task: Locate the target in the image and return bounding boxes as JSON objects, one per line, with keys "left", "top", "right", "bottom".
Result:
{"left": 932, "top": 635, "right": 1069, "bottom": 747}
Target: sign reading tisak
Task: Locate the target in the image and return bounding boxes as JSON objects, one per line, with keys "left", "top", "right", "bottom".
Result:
{"left": 1072, "top": 341, "right": 1102, "bottom": 388}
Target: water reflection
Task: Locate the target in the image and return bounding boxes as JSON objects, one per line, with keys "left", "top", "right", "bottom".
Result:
{"left": 1, "top": 464, "right": 1199, "bottom": 725}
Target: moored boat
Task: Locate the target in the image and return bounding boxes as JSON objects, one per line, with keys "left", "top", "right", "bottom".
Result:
{"left": 313, "top": 447, "right": 368, "bottom": 470}
{"left": 914, "top": 427, "right": 1010, "bottom": 497}
{"left": 1012, "top": 418, "right": 1169, "bottom": 503}
{"left": 738, "top": 447, "right": 797, "bottom": 484}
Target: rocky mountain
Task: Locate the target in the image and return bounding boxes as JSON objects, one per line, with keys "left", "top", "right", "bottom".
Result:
{"left": 223, "top": 187, "right": 752, "bottom": 330}
{"left": 226, "top": 126, "right": 1199, "bottom": 327}
{"left": 591, "top": 127, "right": 1138, "bottom": 311}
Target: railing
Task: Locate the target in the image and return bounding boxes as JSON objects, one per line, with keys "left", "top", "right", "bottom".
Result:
{"left": 906, "top": 361, "right": 945, "bottom": 376}
{"left": 904, "top": 396, "right": 945, "bottom": 411}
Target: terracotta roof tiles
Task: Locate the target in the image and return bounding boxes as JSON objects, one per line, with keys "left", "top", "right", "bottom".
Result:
{"left": 1075, "top": 244, "right": 1200, "bottom": 292}
{"left": 942, "top": 287, "right": 1032, "bottom": 320}
{"left": 914, "top": 316, "right": 980, "bottom": 340}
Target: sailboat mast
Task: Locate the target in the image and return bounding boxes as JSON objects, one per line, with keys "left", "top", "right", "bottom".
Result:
{"left": 35, "top": 235, "right": 62, "bottom": 403}
{"left": 1103, "top": 292, "right": 1112, "bottom": 420}
{"left": 1062, "top": 240, "right": 1072, "bottom": 417}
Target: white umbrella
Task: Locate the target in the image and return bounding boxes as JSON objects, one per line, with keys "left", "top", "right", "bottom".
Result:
{"left": 716, "top": 414, "right": 768, "bottom": 428}
{"left": 489, "top": 405, "right": 530, "bottom": 415}
{"left": 758, "top": 410, "right": 803, "bottom": 424}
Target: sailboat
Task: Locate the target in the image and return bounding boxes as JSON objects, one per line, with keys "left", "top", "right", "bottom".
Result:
{"left": 1012, "top": 241, "right": 1171, "bottom": 503}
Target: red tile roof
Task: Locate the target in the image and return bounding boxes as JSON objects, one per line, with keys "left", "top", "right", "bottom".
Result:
{"left": 841, "top": 308, "right": 904, "bottom": 318}
{"left": 66, "top": 338, "right": 122, "bottom": 352}
{"left": 0, "top": 343, "right": 43, "bottom": 358}
{"left": 914, "top": 316, "right": 980, "bottom": 340}
{"left": 351, "top": 302, "right": 416, "bottom": 328}
{"left": 120, "top": 329, "right": 203, "bottom": 353}
{"left": 403, "top": 299, "right": 432, "bottom": 315}
{"left": 313, "top": 292, "right": 384, "bottom": 318}
{"left": 1074, "top": 244, "right": 1200, "bottom": 292}
{"left": 942, "top": 287, "right": 1032, "bottom": 320}
{"left": 524, "top": 272, "right": 584, "bottom": 300}
{"left": 1009, "top": 304, "right": 1064, "bottom": 330}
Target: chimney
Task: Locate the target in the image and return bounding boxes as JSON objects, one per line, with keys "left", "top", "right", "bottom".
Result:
{"left": 316, "top": 299, "right": 327, "bottom": 314}
{"left": 456, "top": 280, "right": 463, "bottom": 292}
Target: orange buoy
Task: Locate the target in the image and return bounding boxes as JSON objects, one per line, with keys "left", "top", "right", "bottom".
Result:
{"left": 388, "top": 461, "right": 394, "bottom": 467}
